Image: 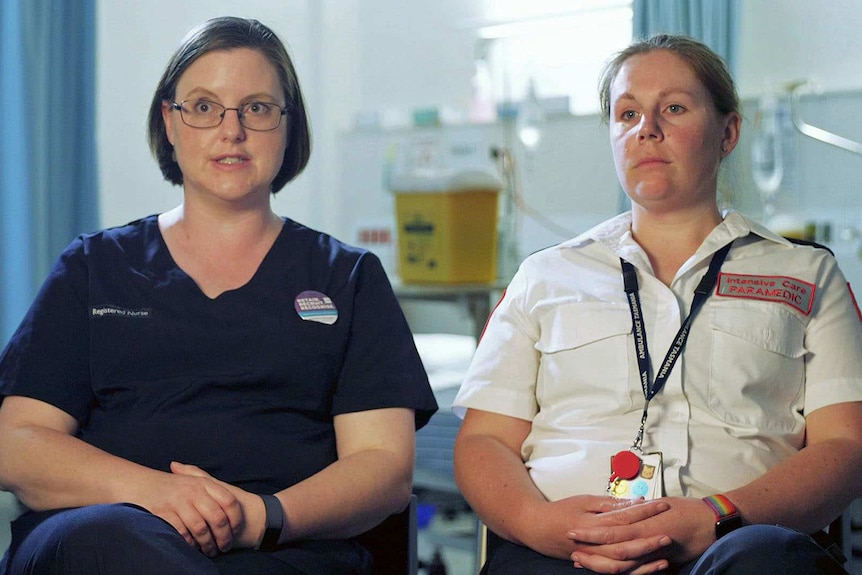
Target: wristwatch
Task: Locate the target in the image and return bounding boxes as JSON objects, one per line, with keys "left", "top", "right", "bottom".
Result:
{"left": 702, "top": 494, "right": 743, "bottom": 539}
{"left": 258, "top": 494, "right": 284, "bottom": 550}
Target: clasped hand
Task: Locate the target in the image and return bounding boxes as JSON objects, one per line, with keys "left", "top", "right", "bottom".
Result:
{"left": 138, "top": 461, "right": 266, "bottom": 557}
{"left": 519, "top": 495, "right": 669, "bottom": 573}
{"left": 566, "top": 496, "right": 716, "bottom": 574}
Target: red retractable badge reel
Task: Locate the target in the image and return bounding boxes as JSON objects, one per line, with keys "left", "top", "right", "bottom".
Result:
{"left": 609, "top": 450, "right": 641, "bottom": 483}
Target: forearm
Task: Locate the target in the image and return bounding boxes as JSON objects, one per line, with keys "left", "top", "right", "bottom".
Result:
{"left": 0, "top": 423, "right": 162, "bottom": 511}
{"left": 614, "top": 438, "right": 862, "bottom": 566}
{"left": 454, "top": 432, "right": 555, "bottom": 553}
{"left": 274, "top": 447, "right": 413, "bottom": 542}
{"left": 727, "top": 436, "right": 862, "bottom": 533}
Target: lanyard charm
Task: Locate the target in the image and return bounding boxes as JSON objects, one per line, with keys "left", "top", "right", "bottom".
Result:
{"left": 607, "top": 450, "right": 664, "bottom": 500}
{"left": 609, "top": 449, "right": 642, "bottom": 484}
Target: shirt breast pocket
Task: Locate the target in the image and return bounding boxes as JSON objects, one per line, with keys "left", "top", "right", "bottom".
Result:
{"left": 707, "top": 301, "right": 807, "bottom": 433}
{"left": 535, "top": 304, "right": 634, "bottom": 420}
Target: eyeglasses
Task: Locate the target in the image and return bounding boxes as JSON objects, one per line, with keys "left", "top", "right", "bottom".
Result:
{"left": 171, "top": 99, "right": 289, "bottom": 131}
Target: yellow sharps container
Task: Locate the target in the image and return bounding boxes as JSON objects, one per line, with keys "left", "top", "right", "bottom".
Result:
{"left": 391, "top": 169, "right": 502, "bottom": 284}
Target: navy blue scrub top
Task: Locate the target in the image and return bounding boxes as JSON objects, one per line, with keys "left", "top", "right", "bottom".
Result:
{"left": 0, "top": 215, "right": 437, "bottom": 494}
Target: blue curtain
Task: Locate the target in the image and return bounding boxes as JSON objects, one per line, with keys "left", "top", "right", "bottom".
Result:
{"left": 0, "top": 0, "right": 98, "bottom": 344}
{"left": 632, "top": 0, "right": 740, "bottom": 74}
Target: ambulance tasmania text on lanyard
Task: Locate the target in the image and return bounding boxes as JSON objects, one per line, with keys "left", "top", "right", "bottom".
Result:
{"left": 607, "top": 242, "right": 733, "bottom": 500}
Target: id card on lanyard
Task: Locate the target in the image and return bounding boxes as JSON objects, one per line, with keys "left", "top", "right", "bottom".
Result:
{"left": 607, "top": 242, "right": 733, "bottom": 499}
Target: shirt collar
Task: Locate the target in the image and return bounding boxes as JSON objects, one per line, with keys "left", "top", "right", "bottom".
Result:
{"left": 561, "top": 212, "right": 633, "bottom": 252}
{"left": 562, "top": 210, "right": 793, "bottom": 253}
{"left": 703, "top": 210, "right": 796, "bottom": 255}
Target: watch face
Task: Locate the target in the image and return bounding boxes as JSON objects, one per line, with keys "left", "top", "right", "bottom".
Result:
{"left": 716, "top": 514, "right": 743, "bottom": 538}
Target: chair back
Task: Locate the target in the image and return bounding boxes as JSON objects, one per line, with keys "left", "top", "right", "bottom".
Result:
{"left": 478, "top": 522, "right": 505, "bottom": 574}
{"left": 356, "top": 494, "right": 418, "bottom": 575}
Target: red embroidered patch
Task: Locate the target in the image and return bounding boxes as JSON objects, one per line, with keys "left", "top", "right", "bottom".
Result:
{"left": 715, "top": 273, "right": 815, "bottom": 315}
{"left": 479, "top": 288, "right": 507, "bottom": 341}
{"left": 848, "top": 283, "right": 862, "bottom": 323}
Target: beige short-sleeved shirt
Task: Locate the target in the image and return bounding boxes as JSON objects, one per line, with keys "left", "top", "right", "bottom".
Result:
{"left": 454, "top": 211, "right": 862, "bottom": 501}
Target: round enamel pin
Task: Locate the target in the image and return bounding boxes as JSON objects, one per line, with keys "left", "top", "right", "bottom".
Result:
{"left": 294, "top": 290, "right": 338, "bottom": 325}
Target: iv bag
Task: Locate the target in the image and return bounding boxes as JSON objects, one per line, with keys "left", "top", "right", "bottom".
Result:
{"left": 517, "top": 79, "right": 545, "bottom": 150}
{"left": 751, "top": 95, "right": 784, "bottom": 195}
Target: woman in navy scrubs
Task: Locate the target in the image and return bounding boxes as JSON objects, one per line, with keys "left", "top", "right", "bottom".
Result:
{"left": 0, "top": 17, "right": 436, "bottom": 575}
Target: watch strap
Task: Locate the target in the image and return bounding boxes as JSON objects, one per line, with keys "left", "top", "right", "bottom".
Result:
{"left": 702, "top": 494, "right": 736, "bottom": 517}
{"left": 259, "top": 494, "right": 284, "bottom": 550}
{"left": 702, "top": 494, "right": 742, "bottom": 538}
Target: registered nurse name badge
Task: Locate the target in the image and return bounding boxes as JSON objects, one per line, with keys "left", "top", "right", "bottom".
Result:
{"left": 294, "top": 290, "right": 338, "bottom": 325}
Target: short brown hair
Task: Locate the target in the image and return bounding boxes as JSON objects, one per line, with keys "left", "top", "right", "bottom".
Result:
{"left": 146, "top": 17, "right": 311, "bottom": 193}
{"left": 598, "top": 34, "right": 739, "bottom": 123}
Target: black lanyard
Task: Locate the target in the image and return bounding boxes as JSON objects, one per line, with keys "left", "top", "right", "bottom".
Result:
{"left": 620, "top": 242, "right": 732, "bottom": 450}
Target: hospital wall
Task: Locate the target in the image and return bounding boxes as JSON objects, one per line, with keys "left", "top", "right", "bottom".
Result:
{"left": 96, "top": 1, "right": 862, "bottom": 290}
